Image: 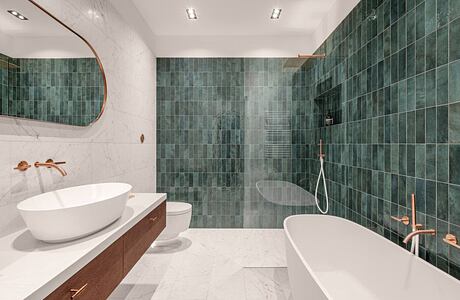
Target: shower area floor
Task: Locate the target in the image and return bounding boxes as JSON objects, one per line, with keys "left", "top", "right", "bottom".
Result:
{"left": 109, "top": 229, "right": 292, "bottom": 300}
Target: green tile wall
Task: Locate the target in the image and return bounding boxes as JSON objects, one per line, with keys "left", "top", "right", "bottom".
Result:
{"left": 0, "top": 53, "right": 104, "bottom": 126}
{"left": 304, "top": 0, "right": 460, "bottom": 279}
{"left": 156, "top": 0, "right": 460, "bottom": 280}
{"left": 157, "top": 58, "right": 313, "bottom": 228}
{"left": 0, "top": 53, "right": 10, "bottom": 115}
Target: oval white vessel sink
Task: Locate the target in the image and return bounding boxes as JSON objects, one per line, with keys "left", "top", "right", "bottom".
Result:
{"left": 17, "top": 183, "right": 132, "bottom": 243}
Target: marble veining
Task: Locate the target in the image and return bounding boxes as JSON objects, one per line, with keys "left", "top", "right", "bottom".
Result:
{"left": 110, "top": 229, "right": 292, "bottom": 300}
{"left": 0, "top": 193, "right": 166, "bottom": 300}
{"left": 0, "top": 0, "right": 156, "bottom": 235}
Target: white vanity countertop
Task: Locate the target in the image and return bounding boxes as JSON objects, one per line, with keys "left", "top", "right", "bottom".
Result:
{"left": 0, "top": 193, "right": 166, "bottom": 300}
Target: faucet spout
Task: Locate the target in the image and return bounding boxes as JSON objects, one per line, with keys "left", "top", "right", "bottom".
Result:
{"left": 403, "top": 229, "right": 436, "bottom": 244}
{"left": 34, "top": 159, "right": 67, "bottom": 176}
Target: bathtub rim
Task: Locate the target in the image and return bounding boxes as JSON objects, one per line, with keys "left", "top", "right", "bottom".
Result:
{"left": 283, "top": 214, "right": 460, "bottom": 298}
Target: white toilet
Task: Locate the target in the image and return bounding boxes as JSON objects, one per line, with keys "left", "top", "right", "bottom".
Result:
{"left": 157, "top": 202, "right": 192, "bottom": 243}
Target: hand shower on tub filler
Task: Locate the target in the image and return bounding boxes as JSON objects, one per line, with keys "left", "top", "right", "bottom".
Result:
{"left": 315, "top": 139, "right": 329, "bottom": 214}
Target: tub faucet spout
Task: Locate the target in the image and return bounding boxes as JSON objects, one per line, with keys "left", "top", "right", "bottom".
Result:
{"left": 403, "top": 229, "right": 436, "bottom": 244}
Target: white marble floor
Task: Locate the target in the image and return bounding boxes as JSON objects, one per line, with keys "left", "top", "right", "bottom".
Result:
{"left": 109, "top": 229, "right": 292, "bottom": 300}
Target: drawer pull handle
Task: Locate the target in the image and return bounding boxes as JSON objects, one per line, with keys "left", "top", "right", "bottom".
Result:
{"left": 70, "top": 283, "right": 88, "bottom": 299}
{"left": 149, "top": 216, "right": 158, "bottom": 223}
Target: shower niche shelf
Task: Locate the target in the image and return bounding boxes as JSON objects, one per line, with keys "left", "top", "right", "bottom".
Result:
{"left": 313, "top": 78, "right": 342, "bottom": 128}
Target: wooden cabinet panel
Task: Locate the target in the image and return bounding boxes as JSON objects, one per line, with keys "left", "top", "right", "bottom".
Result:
{"left": 46, "top": 202, "right": 166, "bottom": 299}
{"left": 46, "top": 237, "right": 123, "bottom": 300}
{"left": 123, "top": 201, "right": 166, "bottom": 275}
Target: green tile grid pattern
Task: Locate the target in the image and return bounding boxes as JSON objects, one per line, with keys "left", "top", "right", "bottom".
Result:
{"left": 304, "top": 0, "right": 460, "bottom": 279}
{"left": 156, "top": 0, "right": 460, "bottom": 280}
{"left": 0, "top": 53, "right": 104, "bottom": 126}
{"left": 157, "top": 58, "right": 313, "bottom": 228}
{"left": 0, "top": 54, "right": 8, "bottom": 116}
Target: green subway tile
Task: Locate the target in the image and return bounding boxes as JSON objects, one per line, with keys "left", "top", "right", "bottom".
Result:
{"left": 407, "top": 144, "right": 416, "bottom": 176}
{"left": 450, "top": 0, "right": 460, "bottom": 21}
{"left": 415, "top": 108, "right": 426, "bottom": 143}
{"left": 450, "top": 17, "right": 460, "bottom": 62}
{"left": 449, "top": 184, "right": 460, "bottom": 226}
{"left": 426, "top": 107, "right": 437, "bottom": 143}
{"left": 426, "top": 69, "right": 436, "bottom": 107}
{"left": 426, "top": 180, "right": 437, "bottom": 217}
{"left": 437, "top": 144, "right": 449, "bottom": 182}
{"left": 437, "top": 65, "right": 448, "bottom": 105}
{"left": 407, "top": 9, "right": 416, "bottom": 45}
{"left": 449, "top": 102, "right": 460, "bottom": 142}
{"left": 425, "top": 0, "right": 437, "bottom": 34}
{"left": 449, "top": 61, "right": 460, "bottom": 103}
{"left": 426, "top": 144, "right": 437, "bottom": 180}
{"left": 415, "top": 144, "right": 426, "bottom": 178}
{"left": 416, "top": 2, "right": 426, "bottom": 39}
{"left": 407, "top": 76, "right": 416, "bottom": 110}
{"left": 437, "top": 0, "right": 449, "bottom": 28}
{"left": 437, "top": 182, "right": 448, "bottom": 221}
{"left": 416, "top": 38, "right": 426, "bottom": 74}
{"left": 450, "top": 145, "right": 460, "bottom": 185}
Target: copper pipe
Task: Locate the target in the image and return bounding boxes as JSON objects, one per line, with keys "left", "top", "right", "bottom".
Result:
{"left": 298, "top": 54, "right": 326, "bottom": 59}
{"left": 403, "top": 229, "right": 436, "bottom": 244}
{"left": 411, "top": 193, "right": 416, "bottom": 232}
{"left": 34, "top": 159, "right": 67, "bottom": 176}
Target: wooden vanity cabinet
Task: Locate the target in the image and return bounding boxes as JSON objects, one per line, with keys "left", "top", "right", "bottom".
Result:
{"left": 45, "top": 201, "right": 166, "bottom": 299}
{"left": 124, "top": 202, "right": 166, "bottom": 275}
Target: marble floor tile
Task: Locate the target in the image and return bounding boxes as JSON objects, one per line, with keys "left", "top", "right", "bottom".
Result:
{"left": 109, "top": 229, "right": 291, "bottom": 300}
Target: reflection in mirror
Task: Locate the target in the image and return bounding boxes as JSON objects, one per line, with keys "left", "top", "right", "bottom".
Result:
{"left": 0, "top": 0, "right": 106, "bottom": 126}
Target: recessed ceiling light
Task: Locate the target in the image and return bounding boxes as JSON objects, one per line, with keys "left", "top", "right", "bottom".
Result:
{"left": 7, "top": 10, "right": 28, "bottom": 20}
{"left": 186, "top": 8, "right": 197, "bottom": 20}
{"left": 271, "top": 8, "right": 282, "bottom": 19}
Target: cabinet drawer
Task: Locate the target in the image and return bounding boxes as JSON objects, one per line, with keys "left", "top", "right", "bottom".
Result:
{"left": 123, "top": 201, "right": 166, "bottom": 275}
{"left": 46, "top": 237, "right": 124, "bottom": 300}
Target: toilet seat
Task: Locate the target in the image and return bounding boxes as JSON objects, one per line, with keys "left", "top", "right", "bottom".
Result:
{"left": 166, "top": 202, "right": 192, "bottom": 216}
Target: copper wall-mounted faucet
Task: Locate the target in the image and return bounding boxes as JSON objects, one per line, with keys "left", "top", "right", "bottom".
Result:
{"left": 34, "top": 159, "right": 67, "bottom": 176}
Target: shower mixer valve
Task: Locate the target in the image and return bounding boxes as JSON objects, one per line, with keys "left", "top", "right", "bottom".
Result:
{"left": 318, "top": 139, "right": 325, "bottom": 159}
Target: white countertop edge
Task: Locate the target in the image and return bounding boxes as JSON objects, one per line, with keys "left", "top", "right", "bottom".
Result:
{"left": 19, "top": 193, "right": 166, "bottom": 300}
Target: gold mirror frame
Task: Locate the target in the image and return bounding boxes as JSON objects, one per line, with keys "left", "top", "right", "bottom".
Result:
{"left": 4, "top": 0, "right": 108, "bottom": 127}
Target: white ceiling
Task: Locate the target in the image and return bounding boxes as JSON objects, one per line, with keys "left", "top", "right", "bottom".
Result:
{"left": 0, "top": 0, "right": 93, "bottom": 58}
{"left": 116, "top": 0, "right": 361, "bottom": 57}
{"left": 0, "top": 0, "right": 71, "bottom": 37}
{"left": 131, "top": 0, "right": 337, "bottom": 37}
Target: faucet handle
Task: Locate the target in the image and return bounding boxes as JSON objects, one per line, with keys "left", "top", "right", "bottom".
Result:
{"left": 46, "top": 159, "right": 66, "bottom": 165}
{"left": 391, "top": 215, "right": 410, "bottom": 225}
{"left": 444, "top": 234, "right": 460, "bottom": 249}
{"left": 14, "top": 161, "right": 31, "bottom": 171}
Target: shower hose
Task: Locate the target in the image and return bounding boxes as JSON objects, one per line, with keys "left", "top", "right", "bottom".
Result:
{"left": 314, "top": 156, "right": 329, "bottom": 214}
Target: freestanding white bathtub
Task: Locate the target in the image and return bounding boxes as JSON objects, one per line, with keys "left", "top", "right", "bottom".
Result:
{"left": 284, "top": 215, "right": 460, "bottom": 300}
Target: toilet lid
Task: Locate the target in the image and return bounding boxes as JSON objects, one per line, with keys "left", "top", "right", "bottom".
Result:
{"left": 167, "top": 202, "right": 192, "bottom": 216}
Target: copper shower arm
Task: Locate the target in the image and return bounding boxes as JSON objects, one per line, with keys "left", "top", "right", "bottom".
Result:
{"left": 297, "top": 54, "right": 326, "bottom": 59}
